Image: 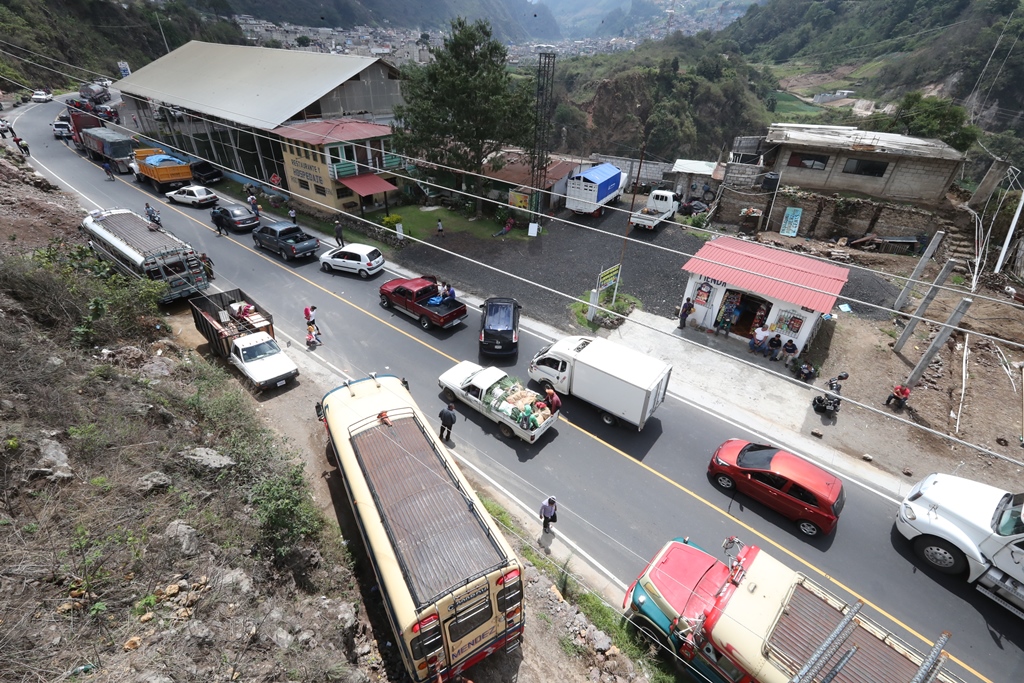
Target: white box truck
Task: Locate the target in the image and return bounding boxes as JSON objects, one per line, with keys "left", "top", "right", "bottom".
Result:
{"left": 565, "top": 163, "right": 624, "bottom": 216}
{"left": 528, "top": 336, "right": 672, "bottom": 430}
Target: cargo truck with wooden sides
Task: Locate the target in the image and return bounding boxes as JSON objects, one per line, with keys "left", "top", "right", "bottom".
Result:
{"left": 190, "top": 288, "right": 299, "bottom": 391}
{"left": 79, "top": 127, "right": 136, "bottom": 174}
{"left": 625, "top": 536, "right": 965, "bottom": 683}
{"left": 129, "top": 148, "right": 193, "bottom": 192}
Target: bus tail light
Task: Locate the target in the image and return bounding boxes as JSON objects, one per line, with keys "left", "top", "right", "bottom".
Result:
{"left": 497, "top": 569, "right": 520, "bottom": 586}
{"left": 505, "top": 605, "right": 521, "bottom": 618}
{"left": 412, "top": 614, "right": 438, "bottom": 633}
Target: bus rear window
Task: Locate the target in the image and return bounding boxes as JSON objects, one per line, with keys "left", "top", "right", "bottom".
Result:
{"left": 448, "top": 601, "right": 493, "bottom": 642}
{"left": 162, "top": 261, "right": 187, "bottom": 276}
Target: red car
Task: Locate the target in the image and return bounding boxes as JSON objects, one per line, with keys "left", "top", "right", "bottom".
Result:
{"left": 708, "top": 439, "right": 845, "bottom": 537}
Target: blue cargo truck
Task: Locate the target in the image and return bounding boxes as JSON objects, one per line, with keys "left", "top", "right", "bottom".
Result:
{"left": 565, "top": 163, "right": 624, "bottom": 216}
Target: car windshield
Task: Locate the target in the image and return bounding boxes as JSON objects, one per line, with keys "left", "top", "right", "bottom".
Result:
{"left": 485, "top": 303, "right": 515, "bottom": 331}
{"left": 736, "top": 443, "right": 779, "bottom": 469}
{"left": 240, "top": 339, "right": 281, "bottom": 362}
{"left": 994, "top": 492, "right": 1024, "bottom": 536}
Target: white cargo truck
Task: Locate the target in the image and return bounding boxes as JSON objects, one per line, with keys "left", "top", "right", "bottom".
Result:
{"left": 565, "top": 163, "right": 624, "bottom": 216}
{"left": 896, "top": 472, "right": 1024, "bottom": 619}
{"left": 527, "top": 336, "right": 671, "bottom": 430}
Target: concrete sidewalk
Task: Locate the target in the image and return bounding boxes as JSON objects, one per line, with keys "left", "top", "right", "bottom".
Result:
{"left": 604, "top": 310, "right": 915, "bottom": 499}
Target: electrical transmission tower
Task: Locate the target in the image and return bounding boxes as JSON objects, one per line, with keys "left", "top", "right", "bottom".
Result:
{"left": 530, "top": 52, "right": 556, "bottom": 220}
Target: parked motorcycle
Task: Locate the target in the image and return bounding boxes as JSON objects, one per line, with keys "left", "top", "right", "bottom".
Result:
{"left": 811, "top": 372, "right": 849, "bottom": 420}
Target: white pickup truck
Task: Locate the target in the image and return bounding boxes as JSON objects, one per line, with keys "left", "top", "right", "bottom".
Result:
{"left": 896, "top": 472, "right": 1024, "bottom": 618}
{"left": 439, "top": 362, "right": 557, "bottom": 443}
{"left": 629, "top": 190, "right": 678, "bottom": 230}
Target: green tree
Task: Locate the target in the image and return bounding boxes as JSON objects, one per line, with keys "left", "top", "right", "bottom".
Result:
{"left": 295, "top": 35, "right": 311, "bottom": 47}
{"left": 391, "top": 18, "right": 534, "bottom": 210}
{"left": 867, "top": 92, "right": 980, "bottom": 152}
{"left": 263, "top": 39, "right": 283, "bottom": 49}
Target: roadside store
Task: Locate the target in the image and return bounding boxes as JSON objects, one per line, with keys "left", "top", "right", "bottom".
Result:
{"left": 680, "top": 236, "right": 849, "bottom": 353}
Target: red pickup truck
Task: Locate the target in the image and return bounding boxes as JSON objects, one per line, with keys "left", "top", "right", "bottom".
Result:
{"left": 379, "top": 276, "right": 468, "bottom": 330}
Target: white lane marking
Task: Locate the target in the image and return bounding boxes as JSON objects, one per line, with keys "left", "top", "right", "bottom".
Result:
{"left": 451, "top": 451, "right": 628, "bottom": 592}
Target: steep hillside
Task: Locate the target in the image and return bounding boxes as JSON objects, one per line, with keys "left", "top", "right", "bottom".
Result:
{"left": 232, "top": 0, "right": 562, "bottom": 41}
{"left": 719, "top": 0, "right": 1024, "bottom": 130}
{"left": 551, "top": 32, "right": 775, "bottom": 161}
{"left": 0, "top": 0, "right": 244, "bottom": 91}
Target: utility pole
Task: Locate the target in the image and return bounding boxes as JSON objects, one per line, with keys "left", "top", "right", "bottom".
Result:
{"left": 893, "top": 259, "right": 959, "bottom": 353}
{"left": 905, "top": 298, "right": 972, "bottom": 388}
{"left": 893, "top": 231, "right": 945, "bottom": 311}
{"left": 156, "top": 14, "right": 171, "bottom": 55}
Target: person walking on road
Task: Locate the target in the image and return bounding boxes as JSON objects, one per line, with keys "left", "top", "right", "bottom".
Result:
{"left": 288, "top": 207, "right": 297, "bottom": 223}
{"left": 303, "top": 305, "right": 319, "bottom": 331}
{"left": 131, "top": 113, "right": 138, "bottom": 127}
{"left": 436, "top": 218, "right": 444, "bottom": 238}
{"left": 334, "top": 220, "right": 345, "bottom": 247}
{"left": 539, "top": 496, "right": 557, "bottom": 534}
{"left": 678, "top": 297, "right": 694, "bottom": 329}
{"left": 438, "top": 403, "right": 457, "bottom": 442}
{"left": 544, "top": 388, "right": 562, "bottom": 414}
{"left": 247, "top": 194, "right": 260, "bottom": 218}
{"left": 306, "top": 323, "right": 323, "bottom": 347}
{"left": 199, "top": 253, "right": 215, "bottom": 281}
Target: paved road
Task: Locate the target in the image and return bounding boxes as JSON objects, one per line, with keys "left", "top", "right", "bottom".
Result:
{"left": 14, "top": 100, "right": 1023, "bottom": 683}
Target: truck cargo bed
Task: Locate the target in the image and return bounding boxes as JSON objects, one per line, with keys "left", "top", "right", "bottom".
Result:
{"left": 767, "top": 582, "right": 964, "bottom": 683}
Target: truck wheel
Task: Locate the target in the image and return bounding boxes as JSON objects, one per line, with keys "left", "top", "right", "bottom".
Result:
{"left": 253, "top": 237, "right": 261, "bottom": 249}
{"left": 499, "top": 423, "right": 514, "bottom": 439}
{"left": 419, "top": 316, "right": 432, "bottom": 330}
{"left": 714, "top": 474, "right": 736, "bottom": 490}
{"left": 797, "top": 520, "right": 821, "bottom": 537}
{"left": 442, "top": 388, "right": 456, "bottom": 403}
{"left": 913, "top": 536, "right": 968, "bottom": 574}
{"left": 280, "top": 249, "right": 291, "bottom": 261}
{"left": 379, "top": 295, "right": 391, "bottom": 309}
{"left": 600, "top": 412, "right": 618, "bottom": 427}
{"left": 539, "top": 381, "right": 554, "bottom": 394}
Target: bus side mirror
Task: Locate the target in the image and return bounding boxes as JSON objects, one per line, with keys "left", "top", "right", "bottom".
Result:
{"left": 315, "top": 402, "right": 324, "bottom": 421}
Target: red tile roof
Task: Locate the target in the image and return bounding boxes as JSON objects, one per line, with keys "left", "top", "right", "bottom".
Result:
{"left": 273, "top": 119, "right": 392, "bottom": 145}
{"left": 682, "top": 237, "right": 849, "bottom": 312}
{"left": 483, "top": 157, "right": 577, "bottom": 189}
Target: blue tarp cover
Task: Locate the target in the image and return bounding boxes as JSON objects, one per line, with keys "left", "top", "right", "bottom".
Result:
{"left": 143, "top": 154, "right": 187, "bottom": 167}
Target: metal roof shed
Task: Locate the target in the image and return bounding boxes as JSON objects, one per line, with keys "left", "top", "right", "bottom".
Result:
{"left": 682, "top": 236, "right": 849, "bottom": 313}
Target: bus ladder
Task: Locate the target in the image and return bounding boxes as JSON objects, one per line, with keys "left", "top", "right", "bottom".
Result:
{"left": 499, "top": 574, "right": 524, "bottom": 655}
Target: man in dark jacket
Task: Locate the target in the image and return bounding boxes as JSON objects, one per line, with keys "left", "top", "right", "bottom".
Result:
{"left": 438, "top": 403, "right": 457, "bottom": 442}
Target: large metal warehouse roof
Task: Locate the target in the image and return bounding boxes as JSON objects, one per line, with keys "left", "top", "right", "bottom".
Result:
{"left": 114, "top": 41, "right": 386, "bottom": 130}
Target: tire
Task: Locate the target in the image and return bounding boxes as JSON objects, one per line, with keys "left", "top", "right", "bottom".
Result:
{"left": 442, "top": 388, "right": 456, "bottom": 403}
{"left": 539, "top": 381, "right": 554, "bottom": 394}
{"left": 281, "top": 249, "right": 291, "bottom": 262}
{"left": 358, "top": 269, "right": 369, "bottom": 279}
{"left": 499, "top": 423, "right": 514, "bottom": 439}
{"left": 714, "top": 474, "right": 736, "bottom": 490}
{"left": 419, "top": 316, "right": 432, "bottom": 330}
{"left": 379, "top": 294, "right": 391, "bottom": 309}
{"left": 913, "top": 536, "right": 968, "bottom": 575}
{"left": 600, "top": 412, "right": 617, "bottom": 426}
{"left": 797, "top": 520, "right": 821, "bottom": 537}
{"left": 321, "top": 262, "right": 332, "bottom": 273}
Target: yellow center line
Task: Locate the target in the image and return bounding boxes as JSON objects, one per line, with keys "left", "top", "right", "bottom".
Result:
{"left": 554, "top": 417, "right": 990, "bottom": 683}
{"left": 118, "top": 178, "right": 989, "bottom": 683}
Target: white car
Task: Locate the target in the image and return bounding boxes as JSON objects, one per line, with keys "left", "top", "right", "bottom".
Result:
{"left": 94, "top": 78, "right": 112, "bottom": 88}
{"left": 165, "top": 185, "right": 219, "bottom": 207}
{"left": 31, "top": 90, "right": 52, "bottom": 103}
{"left": 51, "top": 121, "right": 73, "bottom": 138}
{"left": 318, "top": 243, "right": 385, "bottom": 278}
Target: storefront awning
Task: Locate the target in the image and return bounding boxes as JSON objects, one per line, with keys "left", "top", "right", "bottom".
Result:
{"left": 339, "top": 173, "right": 398, "bottom": 197}
{"left": 682, "top": 236, "right": 849, "bottom": 312}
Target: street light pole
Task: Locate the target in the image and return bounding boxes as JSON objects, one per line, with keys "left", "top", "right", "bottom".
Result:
{"left": 618, "top": 131, "right": 648, "bottom": 270}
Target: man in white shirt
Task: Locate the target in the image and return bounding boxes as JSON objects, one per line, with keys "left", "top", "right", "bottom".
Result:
{"left": 748, "top": 324, "right": 770, "bottom": 355}
{"left": 539, "top": 496, "right": 557, "bottom": 534}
